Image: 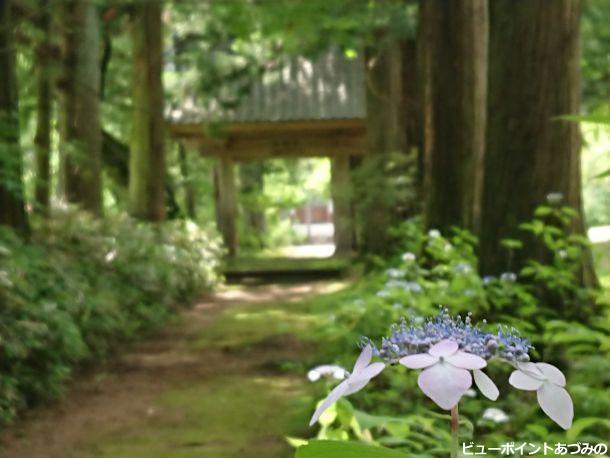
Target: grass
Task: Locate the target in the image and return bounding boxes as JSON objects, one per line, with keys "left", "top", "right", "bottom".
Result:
{"left": 222, "top": 256, "right": 353, "bottom": 274}
{"left": 83, "top": 376, "right": 310, "bottom": 458}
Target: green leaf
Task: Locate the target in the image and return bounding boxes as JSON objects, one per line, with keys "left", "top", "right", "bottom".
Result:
{"left": 526, "top": 424, "right": 548, "bottom": 439}
{"left": 534, "top": 206, "right": 553, "bottom": 217}
{"left": 318, "top": 401, "right": 338, "bottom": 426}
{"left": 594, "top": 167, "right": 610, "bottom": 179}
{"left": 385, "top": 421, "right": 410, "bottom": 438}
{"left": 566, "top": 417, "right": 610, "bottom": 442}
{"left": 353, "top": 410, "right": 407, "bottom": 429}
{"left": 295, "top": 440, "right": 408, "bottom": 458}
{"left": 286, "top": 437, "right": 309, "bottom": 448}
{"left": 336, "top": 399, "right": 355, "bottom": 427}
{"left": 501, "top": 238, "right": 523, "bottom": 250}
{"left": 556, "top": 113, "right": 610, "bottom": 125}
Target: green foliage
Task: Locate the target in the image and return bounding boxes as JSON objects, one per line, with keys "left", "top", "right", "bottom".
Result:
{"left": 352, "top": 151, "right": 420, "bottom": 254}
{"left": 0, "top": 210, "right": 222, "bottom": 424}
{"left": 561, "top": 110, "right": 610, "bottom": 224}
{"left": 582, "top": 0, "right": 610, "bottom": 111}
{"left": 296, "top": 439, "right": 408, "bottom": 458}
{"left": 518, "top": 204, "right": 598, "bottom": 320}
{"left": 580, "top": 120, "right": 610, "bottom": 225}
{"left": 235, "top": 158, "right": 332, "bottom": 251}
{"left": 167, "top": 0, "right": 417, "bottom": 114}
{"left": 307, "top": 397, "right": 454, "bottom": 456}
{"left": 298, "top": 205, "right": 609, "bottom": 456}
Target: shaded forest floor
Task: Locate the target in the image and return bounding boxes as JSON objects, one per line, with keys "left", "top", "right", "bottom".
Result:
{"left": 0, "top": 281, "right": 346, "bottom": 458}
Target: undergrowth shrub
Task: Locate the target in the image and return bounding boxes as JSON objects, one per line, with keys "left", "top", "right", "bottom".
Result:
{"left": 0, "top": 210, "right": 222, "bottom": 423}
{"left": 305, "top": 203, "right": 610, "bottom": 455}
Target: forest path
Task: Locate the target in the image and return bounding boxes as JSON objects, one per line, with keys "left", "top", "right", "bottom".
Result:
{"left": 0, "top": 281, "right": 344, "bottom": 458}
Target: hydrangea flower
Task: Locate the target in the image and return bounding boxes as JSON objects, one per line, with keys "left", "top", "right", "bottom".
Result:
{"left": 307, "top": 365, "right": 348, "bottom": 382}
{"left": 385, "top": 279, "right": 423, "bottom": 294}
{"left": 546, "top": 192, "right": 564, "bottom": 204}
{"left": 375, "top": 308, "right": 532, "bottom": 364}
{"left": 309, "top": 345, "right": 384, "bottom": 426}
{"left": 500, "top": 272, "right": 517, "bottom": 282}
{"left": 401, "top": 252, "right": 416, "bottom": 262}
{"left": 309, "top": 309, "right": 575, "bottom": 431}
{"left": 482, "top": 407, "right": 509, "bottom": 423}
{"left": 400, "top": 339, "right": 486, "bottom": 409}
{"left": 473, "top": 368, "right": 500, "bottom": 401}
{"left": 453, "top": 262, "right": 473, "bottom": 274}
{"left": 509, "top": 362, "right": 573, "bottom": 430}
{"left": 385, "top": 268, "right": 406, "bottom": 279}
{"left": 428, "top": 229, "right": 441, "bottom": 238}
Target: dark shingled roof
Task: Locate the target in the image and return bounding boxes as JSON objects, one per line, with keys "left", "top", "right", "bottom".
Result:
{"left": 170, "top": 48, "right": 366, "bottom": 123}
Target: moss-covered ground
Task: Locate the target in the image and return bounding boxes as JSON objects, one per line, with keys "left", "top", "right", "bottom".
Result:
{"left": 0, "top": 281, "right": 350, "bottom": 458}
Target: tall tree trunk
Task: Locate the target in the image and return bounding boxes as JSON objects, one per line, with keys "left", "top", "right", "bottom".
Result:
{"left": 34, "top": 0, "right": 52, "bottom": 215}
{"left": 420, "top": 0, "right": 488, "bottom": 234}
{"left": 0, "top": 0, "right": 29, "bottom": 234}
{"left": 360, "top": 34, "right": 406, "bottom": 255}
{"left": 129, "top": 1, "right": 165, "bottom": 222}
{"left": 402, "top": 37, "right": 422, "bottom": 193}
{"left": 179, "top": 143, "right": 196, "bottom": 219}
{"left": 480, "top": 0, "right": 594, "bottom": 284}
{"left": 59, "top": 1, "right": 103, "bottom": 214}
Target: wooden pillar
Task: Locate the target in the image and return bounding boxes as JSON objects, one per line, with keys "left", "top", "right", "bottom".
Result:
{"left": 215, "top": 156, "right": 238, "bottom": 257}
{"left": 331, "top": 156, "right": 354, "bottom": 255}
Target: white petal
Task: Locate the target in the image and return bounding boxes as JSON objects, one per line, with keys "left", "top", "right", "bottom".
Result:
{"left": 509, "top": 370, "right": 544, "bottom": 391}
{"left": 343, "top": 379, "right": 368, "bottom": 396}
{"left": 482, "top": 407, "right": 509, "bottom": 423}
{"left": 352, "top": 345, "right": 372, "bottom": 374}
{"left": 446, "top": 351, "right": 487, "bottom": 369}
{"left": 418, "top": 362, "right": 472, "bottom": 410}
{"left": 309, "top": 380, "right": 349, "bottom": 426}
{"left": 535, "top": 363, "right": 566, "bottom": 387}
{"left": 429, "top": 340, "right": 459, "bottom": 357}
{"left": 307, "top": 370, "right": 321, "bottom": 382}
{"left": 537, "top": 382, "right": 573, "bottom": 430}
{"left": 517, "top": 362, "right": 544, "bottom": 379}
{"left": 473, "top": 369, "right": 499, "bottom": 401}
{"left": 399, "top": 353, "right": 438, "bottom": 369}
{"left": 349, "top": 362, "right": 385, "bottom": 384}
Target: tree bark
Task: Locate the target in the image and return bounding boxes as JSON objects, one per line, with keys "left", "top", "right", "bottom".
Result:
{"left": 179, "top": 143, "right": 196, "bottom": 219}
{"left": 0, "top": 0, "right": 29, "bottom": 234}
{"left": 420, "top": 0, "right": 488, "bottom": 234}
{"left": 129, "top": 1, "right": 165, "bottom": 222}
{"left": 360, "top": 34, "right": 406, "bottom": 255}
{"left": 34, "top": 0, "right": 52, "bottom": 215}
{"left": 59, "top": 0, "right": 103, "bottom": 215}
{"left": 402, "top": 37, "right": 422, "bottom": 190}
{"left": 480, "top": 0, "right": 594, "bottom": 283}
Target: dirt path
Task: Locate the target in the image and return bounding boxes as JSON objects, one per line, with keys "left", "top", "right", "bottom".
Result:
{"left": 0, "top": 281, "right": 340, "bottom": 458}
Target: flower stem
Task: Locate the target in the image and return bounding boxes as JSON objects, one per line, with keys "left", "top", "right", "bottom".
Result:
{"left": 450, "top": 405, "right": 459, "bottom": 458}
